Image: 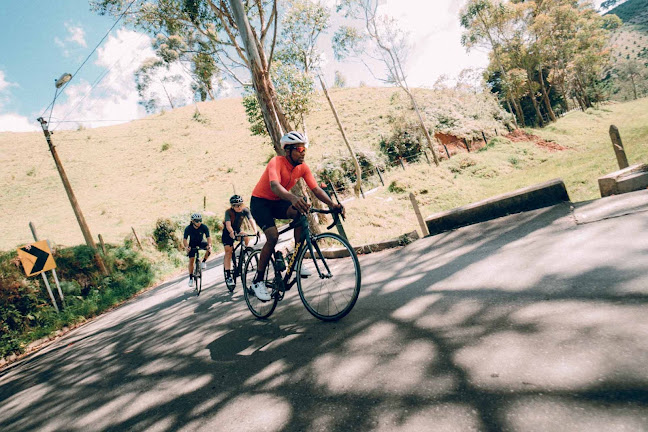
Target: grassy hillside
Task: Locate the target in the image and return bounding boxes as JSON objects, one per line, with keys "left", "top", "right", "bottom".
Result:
{"left": 1, "top": 89, "right": 647, "bottom": 251}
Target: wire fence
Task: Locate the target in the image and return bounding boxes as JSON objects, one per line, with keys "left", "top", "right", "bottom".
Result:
{"left": 321, "top": 150, "right": 434, "bottom": 200}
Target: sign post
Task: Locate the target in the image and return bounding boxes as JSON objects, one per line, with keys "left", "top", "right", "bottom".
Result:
{"left": 17, "top": 240, "right": 59, "bottom": 312}
{"left": 30, "top": 222, "right": 64, "bottom": 306}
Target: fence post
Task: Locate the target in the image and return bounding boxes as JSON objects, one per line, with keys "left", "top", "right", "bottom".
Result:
{"left": 609, "top": 125, "right": 629, "bottom": 170}
{"left": 98, "top": 234, "right": 106, "bottom": 255}
{"left": 481, "top": 131, "right": 488, "bottom": 144}
{"left": 399, "top": 157, "right": 405, "bottom": 170}
{"left": 376, "top": 167, "right": 385, "bottom": 186}
{"left": 423, "top": 151, "right": 431, "bottom": 165}
{"left": 203, "top": 196, "right": 206, "bottom": 211}
{"left": 131, "top": 227, "right": 143, "bottom": 250}
{"left": 409, "top": 193, "right": 429, "bottom": 238}
{"left": 443, "top": 144, "right": 451, "bottom": 159}
{"left": 463, "top": 138, "right": 471, "bottom": 153}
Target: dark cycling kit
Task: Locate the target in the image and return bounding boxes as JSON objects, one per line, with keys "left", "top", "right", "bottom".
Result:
{"left": 184, "top": 223, "right": 210, "bottom": 257}
{"left": 222, "top": 207, "right": 252, "bottom": 246}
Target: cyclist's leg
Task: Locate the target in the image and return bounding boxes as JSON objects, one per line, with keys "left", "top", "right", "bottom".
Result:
{"left": 286, "top": 206, "right": 307, "bottom": 245}
{"left": 224, "top": 245, "right": 233, "bottom": 270}
{"left": 254, "top": 226, "right": 278, "bottom": 283}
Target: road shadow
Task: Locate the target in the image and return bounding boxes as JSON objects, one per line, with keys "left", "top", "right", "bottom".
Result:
{"left": 1, "top": 204, "right": 648, "bottom": 431}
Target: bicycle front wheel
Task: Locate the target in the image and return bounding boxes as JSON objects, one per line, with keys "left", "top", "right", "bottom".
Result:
{"left": 243, "top": 250, "right": 278, "bottom": 319}
{"left": 195, "top": 266, "right": 202, "bottom": 296}
{"left": 297, "top": 233, "right": 361, "bottom": 321}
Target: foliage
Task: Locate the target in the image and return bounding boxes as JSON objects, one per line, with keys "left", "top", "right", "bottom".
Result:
{"left": 0, "top": 243, "right": 154, "bottom": 358}
{"left": 334, "top": 70, "right": 347, "bottom": 88}
{"left": 461, "top": 0, "right": 622, "bottom": 127}
{"left": 152, "top": 218, "right": 181, "bottom": 251}
{"left": 378, "top": 125, "right": 425, "bottom": 165}
{"left": 316, "top": 149, "right": 385, "bottom": 193}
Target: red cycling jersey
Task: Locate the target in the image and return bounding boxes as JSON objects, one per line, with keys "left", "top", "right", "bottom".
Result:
{"left": 252, "top": 156, "right": 318, "bottom": 200}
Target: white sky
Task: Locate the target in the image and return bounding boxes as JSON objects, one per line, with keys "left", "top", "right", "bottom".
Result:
{"left": 0, "top": 0, "right": 612, "bottom": 132}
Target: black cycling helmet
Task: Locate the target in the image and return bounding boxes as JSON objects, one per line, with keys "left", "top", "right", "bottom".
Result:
{"left": 230, "top": 195, "right": 244, "bottom": 205}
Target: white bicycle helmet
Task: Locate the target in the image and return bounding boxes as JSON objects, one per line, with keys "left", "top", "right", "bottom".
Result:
{"left": 280, "top": 131, "right": 309, "bottom": 149}
{"left": 190, "top": 212, "right": 202, "bottom": 222}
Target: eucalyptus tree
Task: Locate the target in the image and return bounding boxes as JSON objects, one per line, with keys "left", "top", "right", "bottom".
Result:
{"left": 92, "top": 0, "right": 292, "bottom": 153}
{"left": 461, "top": 0, "right": 526, "bottom": 127}
{"left": 334, "top": 0, "right": 440, "bottom": 165}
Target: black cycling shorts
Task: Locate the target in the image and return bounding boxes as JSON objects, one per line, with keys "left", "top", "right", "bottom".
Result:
{"left": 187, "top": 240, "right": 209, "bottom": 258}
{"left": 221, "top": 230, "right": 238, "bottom": 247}
{"left": 250, "top": 196, "right": 293, "bottom": 231}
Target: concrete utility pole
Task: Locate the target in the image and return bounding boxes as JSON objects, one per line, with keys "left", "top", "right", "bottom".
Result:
{"left": 37, "top": 117, "right": 108, "bottom": 276}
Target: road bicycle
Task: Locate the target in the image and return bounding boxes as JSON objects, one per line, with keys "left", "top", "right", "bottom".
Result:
{"left": 189, "top": 246, "right": 205, "bottom": 296}
{"left": 242, "top": 207, "right": 361, "bottom": 321}
{"left": 225, "top": 232, "right": 259, "bottom": 292}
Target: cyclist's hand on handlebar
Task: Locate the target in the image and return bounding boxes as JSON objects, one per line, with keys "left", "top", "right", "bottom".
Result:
{"left": 290, "top": 195, "right": 310, "bottom": 214}
{"left": 185, "top": 246, "right": 191, "bottom": 253}
{"left": 332, "top": 203, "right": 346, "bottom": 218}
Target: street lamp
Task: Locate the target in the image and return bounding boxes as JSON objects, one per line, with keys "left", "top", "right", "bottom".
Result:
{"left": 54, "top": 73, "right": 72, "bottom": 89}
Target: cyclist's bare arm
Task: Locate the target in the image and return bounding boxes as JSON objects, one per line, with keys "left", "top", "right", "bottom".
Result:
{"left": 270, "top": 180, "right": 310, "bottom": 213}
{"left": 312, "top": 186, "right": 346, "bottom": 217}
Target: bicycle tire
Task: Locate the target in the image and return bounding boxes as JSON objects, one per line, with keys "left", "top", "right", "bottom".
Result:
{"left": 296, "top": 232, "right": 361, "bottom": 321}
{"left": 195, "top": 262, "right": 202, "bottom": 296}
{"left": 243, "top": 250, "right": 278, "bottom": 319}
{"left": 225, "top": 252, "right": 236, "bottom": 293}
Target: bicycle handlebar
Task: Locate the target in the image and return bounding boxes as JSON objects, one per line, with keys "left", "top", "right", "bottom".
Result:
{"left": 310, "top": 207, "right": 345, "bottom": 230}
{"left": 234, "top": 232, "right": 260, "bottom": 245}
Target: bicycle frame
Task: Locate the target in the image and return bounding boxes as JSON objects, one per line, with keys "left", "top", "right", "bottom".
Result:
{"left": 270, "top": 209, "right": 337, "bottom": 297}
{"left": 231, "top": 233, "right": 258, "bottom": 278}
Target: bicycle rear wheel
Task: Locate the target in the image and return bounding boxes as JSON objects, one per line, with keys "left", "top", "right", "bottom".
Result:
{"left": 243, "top": 250, "right": 278, "bottom": 319}
{"left": 297, "top": 233, "right": 361, "bottom": 321}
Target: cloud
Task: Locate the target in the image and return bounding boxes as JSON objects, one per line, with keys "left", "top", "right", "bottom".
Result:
{"left": 65, "top": 22, "right": 87, "bottom": 47}
{"left": 0, "top": 113, "right": 38, "bottom": 132}
{"left": 0, "top": 70, "right": 15, "bottom": 93}
{"left": 49, "top": 29, "right": 154, "bottom": 129}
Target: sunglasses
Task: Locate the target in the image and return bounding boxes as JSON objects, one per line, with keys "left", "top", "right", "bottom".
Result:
{"left": 292, "top": 146, "right": 307, "bottom": 154}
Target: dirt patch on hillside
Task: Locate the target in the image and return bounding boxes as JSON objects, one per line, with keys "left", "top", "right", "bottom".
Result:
{"left": 434, "top": 132, "right": 486, "bottom": 158}
{"left": 505, "top": 129, "right": 568, "bottom": 152}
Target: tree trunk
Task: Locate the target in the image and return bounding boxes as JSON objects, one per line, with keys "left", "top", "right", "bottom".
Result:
{"left": 228, "top": 0, "right": 290, "bottom": 154}
{"left": 505, "top": 98, "right": 518, "bottom": 128}
{"left": 526, "top": 76, "right": 544, "bottom": 127}
{"left": 405, "top": 89, "right": 440, "bottom": 166}
{"left": 538, "top": 68, "right": 557, "bottom": 122}
{"left": 511, "top": 97, "right": 526, "bottom": 128}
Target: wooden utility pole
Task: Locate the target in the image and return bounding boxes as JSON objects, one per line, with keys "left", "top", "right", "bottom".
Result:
{"left": 318, "top": 75, "right": 363, "bottom": 197}
{"left": 37, "top": 117, "right": 108, "bottom": 275}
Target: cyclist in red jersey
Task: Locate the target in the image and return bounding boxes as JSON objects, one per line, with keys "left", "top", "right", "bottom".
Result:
{"left": 249, "top": 131, "right": 344, "bottom": 301}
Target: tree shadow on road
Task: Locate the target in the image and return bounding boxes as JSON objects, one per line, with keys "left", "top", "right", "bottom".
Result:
{"left": 1, "top": 204, "right": 648, "bottom": 431}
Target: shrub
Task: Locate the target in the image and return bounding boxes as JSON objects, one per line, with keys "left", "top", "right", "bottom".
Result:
{"left": 388, "top": 180, "right": 406, "bottom": 194}
{"left": 153, "top": 218, "right": 181, "bottom": 251}
{"left": 316, "top": 149, "right": 385, "bottom": 193}
{"left": 0, "top": 242, "right": 155, "bottom": 359}
{"left": 378, "top": 124, "right": 426, "bottom": 165}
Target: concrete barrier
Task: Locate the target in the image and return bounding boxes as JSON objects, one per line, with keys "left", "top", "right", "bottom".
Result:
{"left": 598, "top": 163, "right": 648, "bottom": 197}
{"left": 425, "top": 179, "right": 570, "bottom": 236}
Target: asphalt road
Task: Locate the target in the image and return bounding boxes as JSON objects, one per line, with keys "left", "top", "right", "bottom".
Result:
{"left": 1, "top": 190, "right": 647, "bottom": 432}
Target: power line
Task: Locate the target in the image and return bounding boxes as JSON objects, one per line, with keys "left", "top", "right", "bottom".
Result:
{"left": 40, "top": 0, "right": 138, "bottom": 119}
